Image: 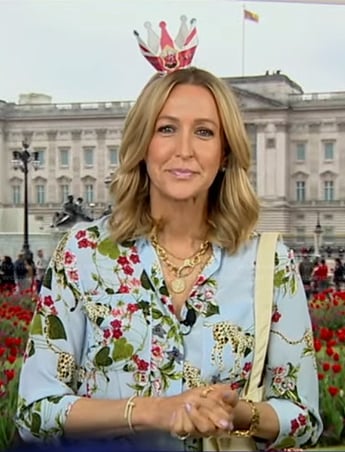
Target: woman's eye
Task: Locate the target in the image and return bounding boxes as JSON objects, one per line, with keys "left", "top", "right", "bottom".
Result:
{"left": 157, "top": 125, "right": 175, "bottom": 134}
{"left": 196, "top": 128, "right": 214, "bottom": 137}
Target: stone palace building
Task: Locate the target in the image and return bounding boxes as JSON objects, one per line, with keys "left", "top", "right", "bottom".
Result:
{"left": 0, "top": 71, "right": 345, "bottom": 257}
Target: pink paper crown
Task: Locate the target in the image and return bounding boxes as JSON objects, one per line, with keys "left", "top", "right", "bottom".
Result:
{"left": 133, "top": 15, "right": 198, "bottom": 73}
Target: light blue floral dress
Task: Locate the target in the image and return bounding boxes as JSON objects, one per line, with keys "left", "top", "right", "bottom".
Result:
{"left": 16, "top": 216, "right": 322, "bottom": 450}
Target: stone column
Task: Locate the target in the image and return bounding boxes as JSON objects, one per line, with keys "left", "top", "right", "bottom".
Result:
{"left": 256, "top": 122, "right": 287, "bottom": 200}
{"left": 47, "top": 130, "right": 57, "bottom": 203}
{"left": 308, "top": 122, "right": 321, "bottom": 200}
{"left": 337, "top": 122, "right": 345, "bottom": 199}
{"left": 96, "top": 128, "right": 107, "bottom": 203}
{"left": 255, "top": 123, "right": 266, "bottom": 198}
{"left": 0, "top": 125, "right": 6, "bottom": 205}
{"left": 71, "top": 129, "right": 82, "bottom": 196}
{"left": 275, "top": 123, "right": 288, "bottom": 200}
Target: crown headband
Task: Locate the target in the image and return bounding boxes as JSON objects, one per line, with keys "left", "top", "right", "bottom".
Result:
{"left": 133, "top": 15, "right": 198, "bottom": 73}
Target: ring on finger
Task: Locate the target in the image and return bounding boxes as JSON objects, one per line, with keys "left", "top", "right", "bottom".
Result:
{"left": 172, "top": 432, "right": 190, "bottom": 440}
{"left": 200, "top": 386, "right": 215, "bottom": 398}
{"left": 177, "top": 433, "right": 190, "bottom": 440}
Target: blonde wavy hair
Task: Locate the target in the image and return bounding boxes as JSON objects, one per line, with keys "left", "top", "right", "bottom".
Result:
{"left": 109, "top": 67, "right": 260, "bottom": 254}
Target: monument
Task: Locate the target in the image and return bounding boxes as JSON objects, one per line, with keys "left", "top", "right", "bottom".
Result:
{"left": 51, "top": 195, "right": 93, "bottom": 229}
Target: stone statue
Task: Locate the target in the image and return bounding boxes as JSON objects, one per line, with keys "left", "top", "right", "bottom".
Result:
{"left": 51, "top": 195, "right": 93, "bottom": 229}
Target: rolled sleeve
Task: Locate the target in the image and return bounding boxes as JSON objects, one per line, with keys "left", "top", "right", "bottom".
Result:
{"left": 17, "top": 395, "right": 81, "bottom": 442}
{"left": 16, "top": 228, "right": 87, "bottom": 441}
{"left": 266, "top": 397, "right": 321, "bottom": 449}
{"left": 263, "top": 241, "right": 323, "bottom": 449}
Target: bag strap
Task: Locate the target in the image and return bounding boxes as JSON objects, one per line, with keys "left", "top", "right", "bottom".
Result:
{"left": 245, "top": 232, "right": 280, "bottom": 396}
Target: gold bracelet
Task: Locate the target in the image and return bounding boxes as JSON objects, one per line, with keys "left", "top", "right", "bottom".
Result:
{"left": 231, "top": 400, "right": 260, "bottom": 437}
{"left": 124, "top": 394, "right": 137, "bottom": 433}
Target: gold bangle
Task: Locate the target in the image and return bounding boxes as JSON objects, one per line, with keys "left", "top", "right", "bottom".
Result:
{"left": 124, "top": 394, "right": 137, "bottom": 433}
{"left": 231, "top": 400, "right": 260, "bottom": 437}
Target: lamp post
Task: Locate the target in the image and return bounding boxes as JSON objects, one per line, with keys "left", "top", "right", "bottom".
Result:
{"left": 12, "top": 140, "right": 40, "bottom": 259}
{"left": 314, "top": 211, "right": 323, "bottom": 257}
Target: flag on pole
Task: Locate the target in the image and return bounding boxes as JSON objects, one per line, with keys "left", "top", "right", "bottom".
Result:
{"left": 244, "top": 9, "right": 259, "bottom": 23}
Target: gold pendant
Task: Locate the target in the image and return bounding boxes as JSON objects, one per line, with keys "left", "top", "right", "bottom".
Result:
{"left": 171, "top": 278, "right": 186, "bottom": 294}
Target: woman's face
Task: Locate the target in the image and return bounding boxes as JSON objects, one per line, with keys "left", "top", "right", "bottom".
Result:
{"left": 146, "top": 83, "right": 223, "bottom": 205}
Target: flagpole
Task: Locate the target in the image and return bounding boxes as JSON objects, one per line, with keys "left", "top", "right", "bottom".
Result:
{"left": 241, "top": 4, "right": 246, "bottom": 76}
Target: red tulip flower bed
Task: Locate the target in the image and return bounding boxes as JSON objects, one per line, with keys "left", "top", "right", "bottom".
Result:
{"left": 0, "top": 291, "right": 36, "bottom": 450}
{"left": 309, "top": 289, "right": 345, "bottom": 446}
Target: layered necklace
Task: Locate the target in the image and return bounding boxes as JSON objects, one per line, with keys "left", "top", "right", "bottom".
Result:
{"left": 151, "top": 231, "right": 210, "bottom": 294}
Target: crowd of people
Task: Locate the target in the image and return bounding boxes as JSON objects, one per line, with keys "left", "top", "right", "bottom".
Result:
{"left": 0, "top": 249, "right": 48, "bottom": 294}
{"left": 298, "top": 254, "right": 345, "bottom": 298}
{"left": 3, "top": 245, "right": 343, "bottom": 301}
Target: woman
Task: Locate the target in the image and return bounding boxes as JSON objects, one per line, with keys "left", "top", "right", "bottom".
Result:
{"left": 16, "top": 67, "right": 322, "bottom": 450}
{"left": 0, "top": 255, "right": 16, "bottom": 294}
{"left": 312, "top": 258, "right": 329, "bottom": 293}
{"left": 333, "top": 258, "right": 344, "bottom": 291}
{"left": 23, "top": 258, "right": 36, "bottom": 292}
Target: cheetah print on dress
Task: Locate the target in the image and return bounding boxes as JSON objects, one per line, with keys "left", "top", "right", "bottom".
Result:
{"left": 57, "top": 352, "right": 77, "bottom": 387}
{"left": 183, "top": 361, "right": 202, "bottom": 389}
{"left": 83, "top": 301, "right": 111, "bottom": 324}
{"left": 207, "top": 321, "right": 254, "bottom": 376}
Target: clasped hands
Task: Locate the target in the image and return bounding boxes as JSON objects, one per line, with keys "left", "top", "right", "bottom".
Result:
{"left": 160, "top": 384, "right": 239, "bottom": 440}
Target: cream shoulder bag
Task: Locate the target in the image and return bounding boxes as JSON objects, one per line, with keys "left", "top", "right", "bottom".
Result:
{"left": 203, "top": 232, "right": 280, "bottom": 452}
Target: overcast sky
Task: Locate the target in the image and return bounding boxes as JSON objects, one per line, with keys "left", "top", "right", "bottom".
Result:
{"left": 0, "top": 0, "right": 344, "bottom": 104}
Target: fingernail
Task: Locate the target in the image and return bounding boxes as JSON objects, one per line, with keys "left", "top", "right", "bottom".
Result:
{"left": 218, "top": 419, "right": 230, "bottom": 429}
{"left": 229, "top": 422, "right": 234, "bottom": 431}
{"left": 184, "top": 402, "right": 192, "bottom": 412}
{"left": 223, "top": 391, "right": 233, "bottom": 401}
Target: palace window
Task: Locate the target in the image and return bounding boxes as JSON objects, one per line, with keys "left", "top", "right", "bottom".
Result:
{"left": 296, "top": 181, "right": 306, "bottom": 202}
{"left": 109, "top": 146, "right": 119, "bottom": 166}
{"left": 85, "top": 184, "right": 94, "bottom": 203}
{"left": 324, "top": 180, "right": 334, "bottom": 201}
{"left": 35, "top": 148, "right": 45, "bottom": 167}
{"left": 36, "top": 185, "right": 45, "bottom": 204}
{"left": 12, "top": 185, "right": 21, "bottom": 205}
{"left": 59, "top": 148, "right": 70, "bottom": 167}
{"left": 84, "top": 147, "right": 94, "bottom": 167}
{"left": 60, "top": 184, "right": 69, "bottom": 203}
{"left": 324, "top": 142, "right": 334, "bottom": 161}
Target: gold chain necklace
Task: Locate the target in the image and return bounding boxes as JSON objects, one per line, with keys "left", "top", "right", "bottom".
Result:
{"left": 151, "top": 232, "right": 210, "bottom": 294}
{"left": 163, "top": 246, "right": 203, "bottom": 262}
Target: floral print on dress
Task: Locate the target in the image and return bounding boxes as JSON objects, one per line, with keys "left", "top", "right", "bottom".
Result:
{"left": 15, "top": 219, "right": 322, "bottom": 451}
{"left": 270, "top": 363, "right": 299, "bottom": 399}
{"left": 273, "top": 249, "right": 299, "bottom": 296}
